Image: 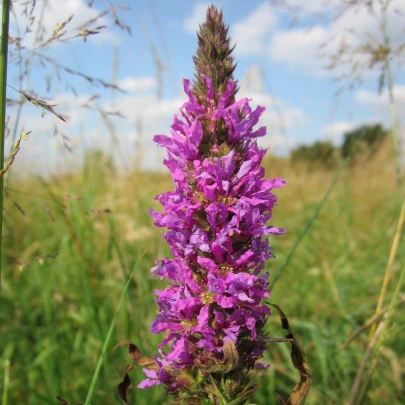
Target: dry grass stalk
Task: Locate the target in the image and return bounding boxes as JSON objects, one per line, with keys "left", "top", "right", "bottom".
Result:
{"left": 369, "top": 197, "right": 405, "bottom": 338}
{"left": 0, "top": 129, "right": 30, "bottom": 177}
{"left": 346, "top": 318, "right": 386, "bottom": 405}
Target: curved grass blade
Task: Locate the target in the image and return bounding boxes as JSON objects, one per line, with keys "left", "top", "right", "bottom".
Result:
{"left": 82, "top": 255, "right": 143, "bottom": 405}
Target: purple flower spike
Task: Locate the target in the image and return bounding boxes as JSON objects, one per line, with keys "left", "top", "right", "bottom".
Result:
{"left": 138, "top": 5, "right": 285, "bottom": 404}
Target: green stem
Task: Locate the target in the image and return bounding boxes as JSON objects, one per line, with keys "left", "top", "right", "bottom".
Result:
{"left": 0, "top": 0, "right": 10, "bottom": 292}
{"left": 209, "top": 375, "right": 229, "bottom": 405}
{"left": 385, "top": 56, "right": 403, "bottom": 207}
{"left": 83, "top": 256, "right": 142, "bottom": 405}
{"left": 1, "top": 359, "right": 10, "bottom": 405}
{"left": 355, "top": 258, "right": 405, "bottom": 405}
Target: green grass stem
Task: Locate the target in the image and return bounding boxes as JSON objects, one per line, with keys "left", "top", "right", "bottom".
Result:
{"left": 1, "top": 358, "right": 9, "bottom": 405}
{"left": 386, "top": 47, "right": 404, "bottom": 207}
{"left": 355, "top": 258, "right": 405, "bottom": 405}
{"left": 2, "top": 153, "right": 403, "bottom": 405}
{"left": 83, "top": 256, "right": 141, "bottom": 405}
{"left": 0, "top": 0, "right": 10, "bottom": 292}
{"left": 370, "top": 195, "right": 405, "bottom": 339}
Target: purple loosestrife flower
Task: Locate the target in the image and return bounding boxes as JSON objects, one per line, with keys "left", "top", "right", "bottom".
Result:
{"left": 140, "top": 6, "right": 285, "bottom": 404}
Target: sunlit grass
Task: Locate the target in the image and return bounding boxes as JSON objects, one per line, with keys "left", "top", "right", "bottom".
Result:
{"left": 1, "top": 139, "right": 404, "bottom": 405}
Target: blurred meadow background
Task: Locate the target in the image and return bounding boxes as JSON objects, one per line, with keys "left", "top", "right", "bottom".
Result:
{"left": 1, "top": 0, "right": 405, "bottom": 404}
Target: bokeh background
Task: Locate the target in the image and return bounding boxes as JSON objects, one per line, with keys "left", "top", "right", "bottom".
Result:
{"left": 1, "top": 1, "right": 405, "bottom": 404}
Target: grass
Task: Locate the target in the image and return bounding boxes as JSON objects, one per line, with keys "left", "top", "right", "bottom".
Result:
{"left": 0, "top": 138, "right": 404, "bottom": 405}
{"left": 1, "top": 2, "right": 403, "bottom": 403}
{"left": 0, "top": 0, "right": 10, "bottom": 292}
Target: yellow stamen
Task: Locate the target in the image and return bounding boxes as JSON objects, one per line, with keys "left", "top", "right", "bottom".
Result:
{"left": 201, "top": 292, "right": 215, "bottom": 304}
{"left": 218, "top": 265, "right": 233, "bottom": 276}
{"left": 180, "top": 319, "right": 198, "bottom": 330}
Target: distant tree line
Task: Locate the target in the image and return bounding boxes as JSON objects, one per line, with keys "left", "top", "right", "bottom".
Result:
{"left": 290, "top": 124, "right": 389, "bottom": 169}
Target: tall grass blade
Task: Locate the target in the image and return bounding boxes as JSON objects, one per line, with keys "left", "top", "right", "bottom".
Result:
{"left": 0, "top": 0, "right": 10, "bottom": 291}
{"left": 1, "top": 359, "right": 10, "bottom": 405}
{"left": 83, "top": 255, "right": 142, "bottom": 405}
{"left": 385, "top": 56, "right": 403, "bottom": 206}
{"left": 369, "top": 196, "right": 405, "bottom": 339}
{"left": 355, "top": 258, "right": 405, "bottom": 405}
{"left": 347, "top": 318, "right": 386, "bottom": 405}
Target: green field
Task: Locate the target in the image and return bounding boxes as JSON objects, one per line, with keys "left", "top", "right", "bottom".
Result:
{"left": 1, "top": 138, "right": 404, "bottom": 405}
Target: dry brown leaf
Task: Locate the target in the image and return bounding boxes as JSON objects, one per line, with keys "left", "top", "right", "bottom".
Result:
{"left": 114, "top": 341, "right": 158, "bottom": 404}
{"left": 270, "top": 304, "right": 312, "bottom": 405}
{"left": 117, "top": 372, "right": 132, "bottom": 405}
{"left": 56, "top": 396, "right": 82, "bottom": 405}
{"left": 276, "top": 392, "right": 288, "bottom": 405}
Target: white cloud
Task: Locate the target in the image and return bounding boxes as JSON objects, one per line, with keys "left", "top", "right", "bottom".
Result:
{"left": 232, "top": 3, "right": 277, "bottom": 55}
{"left": 258, "top": 107, "right": 306, "bottom": 153}
{"left": 237, "top": 95, "right": 306, "bottom": 152}
{"left": 239, "top": 66, "right": 307, "bottom": 128}
{"left": 244, "top": 92, "right": 307, "bottom": 130}
{"left": 184, "top": 2, "right": 213, "bottom": 34}
{"left": 5, "top": 88, "right": 188, "bottom": 175}
{"left": 6, "top": 78, "right": 309, "bottom": 174}
{"left": 330, "top": 0, "right": 405, "bottom": 41}
{"left": 5, "top": 110, "right": 86, "bottom": 177}
{"left": 264, "top": 133, "right": 298, "bottom": 150}
{"left": 356, "top": 86, "right": 405, "bottom": 107}
{"left": 320, "top": 122, "right": 355, "bottom": 145}
{"left": 319, "top": 118, "right": 404, "bottom": 148}
{"left": 238, "top": 65, "right": 307, "bottom": 152}
{"left": 355, "top": 90, "right": 383, "bottom": 106}
{"left": 267, "top": 0, "right": 405, "bottom": 76}
{"left": 118, "top": 77, "right": 157, "bottom": 92}
{"left": 111, "top": 93, "right": 184, "bottom": 120}
{"left": 269, "top": 26, "right": 329, "bottom": 73}
{"left": 10, "top": 0, "right": 119, "bottom": 49}
{"left": 275, "top": 0, "right": 341, "bottom": 14}
{"left": 355, "top": 86, "right": 405, "bottom": 126}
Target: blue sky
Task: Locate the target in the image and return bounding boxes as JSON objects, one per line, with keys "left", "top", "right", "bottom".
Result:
{"left": 6, "top": 0, "right": 405, "bottom": 174}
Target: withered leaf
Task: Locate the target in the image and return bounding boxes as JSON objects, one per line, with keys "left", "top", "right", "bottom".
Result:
{"left": 276, "top": 393, "right": 287, "bottom": 405}
{"left": 56, "top": 396, "right": 82, "bottom": 405}
{"left": 114, "top": 341, "right": 157, "bottom": 368}
{"left": 222, "top": 340, "right": 239, "bottom": 372}
{"left": 203, "top": 341, "right": 240, "bottom": 374}
{"left": 114, "top": 341, "right": 159, "bottom": 405}
{"left": 117, "top": 372, "right": 132, "bottom": 405}
{"left": 270, "top": 304, "right": 311, "bottom": 405}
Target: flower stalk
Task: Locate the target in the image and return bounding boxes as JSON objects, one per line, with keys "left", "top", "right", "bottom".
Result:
{"left": 138, "top": 6, "right": 286, "bottom": 404}
{"left": 0, "top": 0, "right": 10, "bottom": 290}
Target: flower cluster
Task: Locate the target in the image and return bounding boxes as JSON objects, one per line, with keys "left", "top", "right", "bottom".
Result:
{"left": 138, "top": 6, "right": 285, "bottom": 404}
